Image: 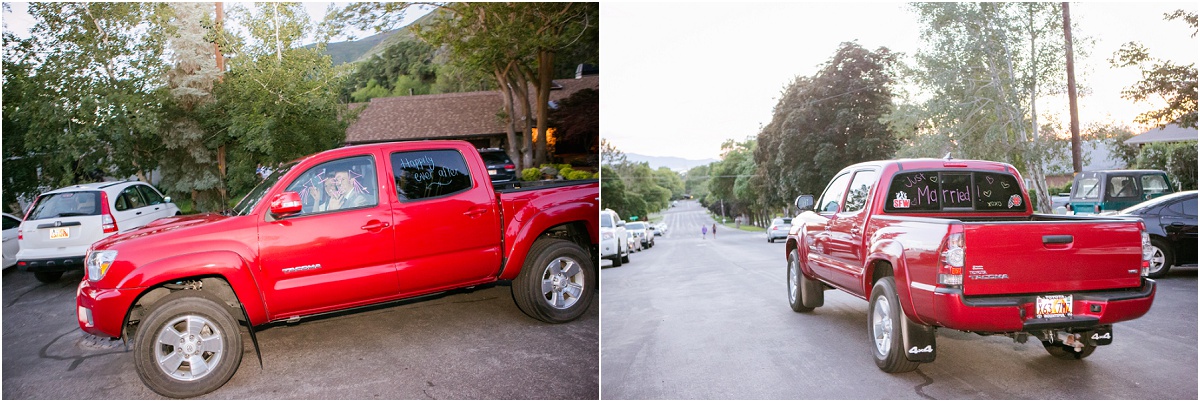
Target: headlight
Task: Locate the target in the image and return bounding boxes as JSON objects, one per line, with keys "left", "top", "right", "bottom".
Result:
{"left": 86, "top": 250, "right": 118, "bottom": 282}
{"left": 602, "top": 232, "right": 614, "bottom": 240}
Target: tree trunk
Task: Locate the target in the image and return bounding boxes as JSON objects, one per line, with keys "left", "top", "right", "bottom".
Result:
{"left": 494, "top": 69, "right": 522, "bottom": 171}
{"left": 534, "top": 48, "right": 554, "bottom": 166}
{"left": 509, "top": 68, "right": 535, "bottom": 169}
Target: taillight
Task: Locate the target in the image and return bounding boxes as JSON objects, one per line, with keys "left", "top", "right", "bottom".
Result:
{"left": 1094, "top": 204, "right": 1101, "bottom": 214}
{"left": 100, "top": 192, "right": 118, "bottom": 234}
{"left": 504, "top": 164, "right": 515, "bottom": 170}
{"left": 17, "top": 230, "right": 22, "bottom": 241}
{"left": 771, "top": 226, "right": 778, "bottom": 231}
{"left": 1140, "top": 225, "right": 1152, "bottom": 277}
{"left": 938, "top": 225, "right": 965, "bottom": 287}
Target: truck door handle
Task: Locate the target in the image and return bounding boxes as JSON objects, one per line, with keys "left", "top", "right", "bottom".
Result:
{"left": 463, "top": 207, "right": 487, "bottom": 218}
{"left": 136, "top": 211, "right": 143, "bottom": 215}
{"left": 850, "top": 227, "right": 860, "bottom": 236}
{"left": 1042, "top": 235, "right": 1073, "bottom": 244}
{"left": 360, "top": 220, "right": 390, "bottom": 232}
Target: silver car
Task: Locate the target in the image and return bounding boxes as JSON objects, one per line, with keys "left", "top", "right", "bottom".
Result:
{"left": 16, "top": 181, "right": 179, "bottom": 282}
{"left": 767, "top": 217, "right": 792, "bottom": 243}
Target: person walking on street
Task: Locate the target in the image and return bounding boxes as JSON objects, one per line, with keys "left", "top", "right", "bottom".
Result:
{"left": 701, "top": 225, "right": 708, "bottom": 239}
{"left": 712, "top": 223, "right": 717, "bottom": 239}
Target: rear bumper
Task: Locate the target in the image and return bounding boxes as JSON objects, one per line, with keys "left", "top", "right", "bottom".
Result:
{"left": 929, "top": 279, "right": 1155, "bottom": 333}
{"left": 17, "top": 255, "right": 86, "bottom": 273}
{"left": 76, "top": 280, "right": 143, "bottom": 339}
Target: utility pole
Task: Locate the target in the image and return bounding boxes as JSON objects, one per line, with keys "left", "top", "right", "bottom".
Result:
{"left": 215, "top": 2, "right": 228, "bottom": 204}
{"left": 1063, "top": 2, "right": 1082, "bottom": 173}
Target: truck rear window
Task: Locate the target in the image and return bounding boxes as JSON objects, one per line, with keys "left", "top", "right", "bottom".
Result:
{"left": 884, "top": 171, "right": 1026, "bottom": 212}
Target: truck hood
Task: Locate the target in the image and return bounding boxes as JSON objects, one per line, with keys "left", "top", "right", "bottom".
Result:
{"left": 92, "top": 213, "right": 231, "bottom": 250}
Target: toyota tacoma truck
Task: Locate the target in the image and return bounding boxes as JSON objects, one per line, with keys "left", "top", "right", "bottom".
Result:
{"left": 76, "top": 140, "right": 599, "bottom": 397}
{"left": 785, "top": 158, "right": 1155, "bottom": 373}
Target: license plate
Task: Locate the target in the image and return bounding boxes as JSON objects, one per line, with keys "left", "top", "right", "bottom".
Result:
{"left": 488, "top": 169, "right": 498, "bottom": 175}
{"left": 49, "top": 228, "right": 70, "bottom": 240}
{"left": 1036, "top": 295, "right": 1072, "bottom": 319}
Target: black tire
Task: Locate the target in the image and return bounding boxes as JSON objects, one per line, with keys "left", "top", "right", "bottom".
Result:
{"left": 621, "top": 243, "right": 631, "bottom": 264}
{"left": 611, "top": 243, "right": 623, "bottom": 267}
{"left": 1042, "top": 340, "right": 1096, "bottom": 360}
{"left": 868, "top": 277, "right": 921, "bottom": 373}
{"left": 511, "top": 238, "right": 596, "bottom": 323}
{"left": 34, "top": 271, "right": 63, "bottom": 283}
{"left": 1146, "top": 238, "right": 1174, "bottom": 278}
{"left": 768, "top": 237, "right": 774, "bottom": 243}
{"left": 133, "top": 291, "right": 243, "bottom": 398}
{"left": 787, "top": 249, "right": 822, "bottom": 312}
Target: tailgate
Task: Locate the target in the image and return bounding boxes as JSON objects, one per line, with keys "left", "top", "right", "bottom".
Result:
{"left": 962, "top": 220, "right": 1144, "bottom": 296}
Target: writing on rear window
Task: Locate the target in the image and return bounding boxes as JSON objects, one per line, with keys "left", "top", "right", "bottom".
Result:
{"left": 885, "top": 171, "right": 1026, "bottom": 212}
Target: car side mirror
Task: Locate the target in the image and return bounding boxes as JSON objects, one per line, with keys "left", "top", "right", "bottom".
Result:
{"left": 164, "top": 196, "right": 172, "bottom": 204}
{"left": 269, "top": 191, "right": 304, "bottom": 217}
{"left": 795, "top": 195, "right": 815, "bottom": 211}
{"left": 617, "top": 220, "right": 626, "bottom": 227}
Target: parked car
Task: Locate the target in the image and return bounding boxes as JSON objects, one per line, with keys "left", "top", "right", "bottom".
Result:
{"left": 601, "top": 209, "right": 631, "bottom": 267}
{"left": 16, "top": 181, "right": 179, "bottom": 283}
{"left": 767, "top": 217, "right": 792, "bottom": 243}
{"left": 652, "top": 222, "right": 667, "bottom": 236}
{"left": 626, "top": 221, "right": 653, "bottom": 248}
{"left": 1067, "top": 170, "right": 1174, "bottom": 215}
{"left": 1115, "top": 190, "right": 1197, "bottom": 278}
{"left": 2, "top": 213, "right": 21, "bottom": 269}
{"left": 478, "top": 148, "right": 517, "bottom": 185}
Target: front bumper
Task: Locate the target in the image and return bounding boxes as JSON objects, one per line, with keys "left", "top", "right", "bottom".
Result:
{"left": 928, "top": 279, "right": 1156, "bottom": 333}
{"left": 76, "top": 279, "right": 144, "bottom": 339}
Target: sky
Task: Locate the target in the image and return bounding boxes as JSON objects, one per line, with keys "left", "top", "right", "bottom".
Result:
{"left": 601, "top": 2, "right": 1200, "bottom": 161}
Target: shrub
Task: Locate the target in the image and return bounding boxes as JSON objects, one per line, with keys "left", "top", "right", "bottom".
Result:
{"left": 521, "top": 168, "right": 542, "bottom": 182}
{"left": 566, "top": 170, "right": 592, "bottom": 180}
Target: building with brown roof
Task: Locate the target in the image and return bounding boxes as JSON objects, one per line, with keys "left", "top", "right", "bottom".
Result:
{"left": 344, "top": 74, "right": 599, "bottom": 151}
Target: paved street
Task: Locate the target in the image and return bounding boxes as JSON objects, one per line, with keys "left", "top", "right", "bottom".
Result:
{"left": 601, "top": 200, "right": 1197, "bottom": 399}
{"left": 2, "top": 268, "right": 598, "bottom": 399}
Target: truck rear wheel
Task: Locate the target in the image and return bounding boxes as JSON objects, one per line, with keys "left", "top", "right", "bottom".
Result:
{"left": 787, "top": 249, "right": 822, "bottom": 312}
{"left": 1042, "top": 341, "right": 1096, "bottom": 360}
{"left": 868, "top": 277, "right": 920, "bottom": 373}
{"left": 133, "top": 290, "right": 243, "bottom": 398}
{"left": 512, "top": 238, "right": 596, "bottom": 323}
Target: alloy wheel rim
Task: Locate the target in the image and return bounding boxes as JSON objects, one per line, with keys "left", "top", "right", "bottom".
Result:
{"left": 1149, "top": 247, "right": 1166, "bottom": 274}
{"left": 154, "top": 314, "right": 224, "bottom": 381}
{"left": 789, "top": 259, "right": 799, "bottom": 303}
{"left": 872, "top": 296, "right": 892, "bottom": 356}
{"left": 542, "top": 256, "right": 585, "bottom": 310}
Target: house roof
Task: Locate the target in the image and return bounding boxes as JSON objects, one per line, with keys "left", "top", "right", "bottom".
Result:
{"left": 345, "top": 75, "right": 599, "bottom": 145}
{"left": 1124, "top": 124, "right": 1198, "bottom": 145}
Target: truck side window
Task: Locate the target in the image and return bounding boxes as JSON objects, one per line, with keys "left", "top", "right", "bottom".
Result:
{"left": 391, "top": 150, "right": 474, "bottom": 201}
{"left": 817, "top": 173, "right": 853, "bottom": 214}
{"left": 1141, "top": 175, "right": 1169, "bottom": 196}
{"left": 843, "top": 170, "right": 879, "bottom": 213}
{"left": 284, "top": 155, "right": 378, "bottom": 215}
{"left": 1108, "top": 176, "right": 1136, "bottom": 198}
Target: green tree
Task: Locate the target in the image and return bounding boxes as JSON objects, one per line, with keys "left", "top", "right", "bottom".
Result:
{"left": 757, "top": 42, "right": 898, "bottom": 208}
{"left": 1135, "top": 141, "right": 1198, "bottom": 190}
{"left": 683, "top": 164, "right": 711, "bottom": 201}
{"left": 10, "top": 2, "right": 173, "bottom": 190}
{"left": 160, "top": 2, "right": 225, "bottom": 211}
{"left": 600, "top": 165, "right": 629, "bottom": 216}
{"left": 209, "top": 3, "right": 353, "bottom": 198}
{"left": 1110, "top": 10, "right": 1198, "bottom": 129}
{"left": 903, "top": 2, "right": 1075, "bottom": 212}
{"left": 654, "top": 167, "right": 686, "bottom": 200}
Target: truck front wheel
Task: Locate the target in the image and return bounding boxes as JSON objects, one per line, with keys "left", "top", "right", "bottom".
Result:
{"left": 133, "top": 291, "right": 244, "bottom": 398}
{"left": 787, "top": 249, "right": 822, "bottom": 312}
{"left": 868, "top": 277, "right": 920, "bottom": 373}
{"left": 512, "top": 238, "right": 596, "bottom": 323}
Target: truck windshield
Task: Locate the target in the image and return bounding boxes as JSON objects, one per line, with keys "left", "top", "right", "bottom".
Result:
{"left": 230, "top": 162, "right": 297, "bottom": 216}
{"left": 884, "top": 170, "right": 1027, "bottom": 212}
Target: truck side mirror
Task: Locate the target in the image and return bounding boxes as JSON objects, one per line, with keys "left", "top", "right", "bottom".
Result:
{"left": 269, "top": 191, "right": 304, "bottom": 217}
{"left": 795, "top": 195, "right": 815, "bottom": 211}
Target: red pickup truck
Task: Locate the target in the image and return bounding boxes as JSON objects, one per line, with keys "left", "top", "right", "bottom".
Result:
{"left": 786, "top": 158, "right": 1155, "bottom": 373}
{"left": 75, "top": 140, "right": 599, "bottom": 397}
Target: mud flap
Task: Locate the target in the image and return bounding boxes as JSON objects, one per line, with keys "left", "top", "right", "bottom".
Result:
{"left": 902, "top": 315, "right": 937, "bottom": 363}
{"left": 1088, "top": 326, "right": 1113, "bottom": 346}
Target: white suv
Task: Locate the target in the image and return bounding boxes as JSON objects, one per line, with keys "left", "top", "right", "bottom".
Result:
{"left": 600, "top": 209, "right": 630, "bottom": 267}
{"left": 16, "top": 181, "right": 179, "bottom": 283}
